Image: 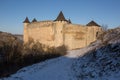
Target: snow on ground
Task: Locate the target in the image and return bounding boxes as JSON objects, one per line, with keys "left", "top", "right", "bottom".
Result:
{"left": 0, "top": 48, "right": 88, "bottom": 80}
{"left": 1, "top": 43, "right": 120, "bottom": 80}
{"left": 72, "top": 43, "right": 120, "bottom": 80}
{"left": 1, "top": 57, "right": 73, "bottom": 80}
{"left": 0, "top": 41, "right": 98, "bottom": 80}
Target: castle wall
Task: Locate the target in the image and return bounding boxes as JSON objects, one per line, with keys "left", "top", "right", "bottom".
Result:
{"left": 64, "top": 24, "right": 87, "bottom": 49}
{"left": 24, "top": 21, "right": 55, "bottom": 46}
{"left": 63, "top": 24, "right": 101, "bottom": 49}
{"left": 24, "top": 21, "right": 102, "bottom": 50}
{"left": 54, "top": 21, "right": 67, "bottom": 47}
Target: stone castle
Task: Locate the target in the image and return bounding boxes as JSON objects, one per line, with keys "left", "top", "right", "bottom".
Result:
{"left": 23, "top": 11, "right": 102, "bottom": 50}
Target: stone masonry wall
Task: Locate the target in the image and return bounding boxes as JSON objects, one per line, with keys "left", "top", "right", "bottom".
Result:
{"left": 23, "top": 21, "right": 102, "bottom": 50}
{"left": 24, "top": 21, "right": 55, "bottom": 46}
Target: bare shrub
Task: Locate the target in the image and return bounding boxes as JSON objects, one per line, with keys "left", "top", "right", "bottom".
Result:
{"left": 23, "top": 39, "right": 67, "bottom": 56}
{"left": 0, "top": 38, "right": 23, "bottom": 63}
{"left": 0, "top": 35, "right": 23, "bottom": 77}
{"left": 55, "top": 45, "right": 67, "bottom": 55}
{"left": 0, "top": 35, "right": 67, "bottom": 78}
{"left": 101, "top": 24, "right": 108, "bottom": 31}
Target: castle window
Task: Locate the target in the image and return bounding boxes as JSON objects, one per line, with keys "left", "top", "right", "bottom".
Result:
{"left": 96, "top": 32, "right": 99, "bottom": 37}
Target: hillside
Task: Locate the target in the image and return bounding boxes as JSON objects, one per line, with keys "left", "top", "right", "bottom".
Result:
{"left": 0, "top": 31, "right": 22, "bottom": 60}
{"left": 72, "top": 27, "right": 120, "bottom": 80}
{"left": 0, "top": 31, "right": 17, "bottom": 46}
{"left": 14, "top": 34, "right": 23, "bottom": 42}
{"left": 0, "top": 31, "right": 23, "bottom": 46}
{"left": 1, "top": 27, "right": 120, "bottom": 80}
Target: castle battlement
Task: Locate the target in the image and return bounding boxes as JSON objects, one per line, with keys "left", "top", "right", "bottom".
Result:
{"left": 27, "top": 21, "right": 54, "bottom": 28}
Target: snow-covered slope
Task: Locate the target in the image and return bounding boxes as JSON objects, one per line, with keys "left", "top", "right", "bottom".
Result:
{"left": 73, "top": 43, "right": 120, "bottom": 80}
{"left": 72, "top": 27, "right": 120, "bottom": 80}
{"left": 1, "top": 27, "right": 120, "bottom": 80}
{"left": 1, "top": 46, "right": 95, "bottom": 80}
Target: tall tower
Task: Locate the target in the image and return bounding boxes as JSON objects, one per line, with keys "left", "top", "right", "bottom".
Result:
{"left": 54, "top": 11, "right": 68, "bottom": 47}
{"left": 23, "top": 17, "right": 30, "bottom": 43}
{"left": 86, "top": 20, "right": 101, "bottom": 46}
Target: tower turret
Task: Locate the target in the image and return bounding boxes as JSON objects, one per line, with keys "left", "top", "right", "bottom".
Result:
{"left": 23, "top": 17, "right": 30, "bottom": 43}
{"left": 68, "top": 19, "right": 72, "bottom": 23}
{"left": 54, "top": 11, "right": 68, "bottom": 22}
{"left": 32, "top": 18, "right": 37, "bottom": 22}
{"left": 86, "top": 20, "right": 100, "bottom": 27}
{"left": 23, "top": 17, "right": 30, "bottom": 23}
{"left": 23, "top": 17, "right": 30, "bottom": 27}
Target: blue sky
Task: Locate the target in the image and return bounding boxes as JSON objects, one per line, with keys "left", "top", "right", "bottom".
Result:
{"left": 0, "top": 0, "right": 120, "bottom": 34}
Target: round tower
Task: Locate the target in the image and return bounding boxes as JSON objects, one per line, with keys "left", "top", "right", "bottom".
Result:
{"left": 23, "top": 17, "right": 30, "bottom": 43}
{"left": 54, "top": 11, "right": 68, "bottom": 47}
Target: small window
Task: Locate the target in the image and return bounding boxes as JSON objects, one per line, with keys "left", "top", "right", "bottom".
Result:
{"left": 96, "top": 32, "right": 99, "bottom": 37}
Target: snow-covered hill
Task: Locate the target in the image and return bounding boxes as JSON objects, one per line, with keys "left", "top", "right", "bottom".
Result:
{"left": 73, "top": 43, "right": 120, "bottom": 80}
{"left": 72, "top": 27, "right": 120, "bottom": 80}
{"left": 1, "top": 27, "right": 120, "bottom": 80}
{"left": 0, "top": 46, "right": 98, "bottom": 80}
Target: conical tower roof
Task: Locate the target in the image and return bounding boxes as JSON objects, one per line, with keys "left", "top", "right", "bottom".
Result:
{"left": 32, "top": 18, "right": 37, "bottom": 22}
{"left": 54, "top": 11, "right": 67, "bottom": 21}
{"left": 68, "top": 19, "right": 72, "bottom": 23}
{"left": 86, "top": 20, "right": 100, "bottom": 27}
{"left": 23, "top": 17, "right": 30, "bottom": 23}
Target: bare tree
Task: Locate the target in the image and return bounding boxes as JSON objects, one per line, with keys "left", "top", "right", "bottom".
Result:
{"left": 101, "top": 24, "right": 108, "bottom": 31}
